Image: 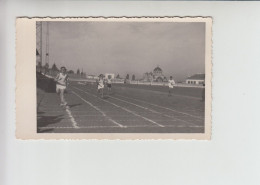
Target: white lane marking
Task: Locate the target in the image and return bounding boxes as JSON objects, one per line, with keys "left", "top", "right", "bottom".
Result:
{"left": 65, "top": 105, "right": 79, "bottom": 128}
{"left": 76, "top": 84, "right": 203, "bottom": 119}
{"left": 107, "top": 95, "right": 199, "bottom": 126}
{"left": 38, "top": 124, "right": 203, "bottom": 129}
{"left": 70, "top": 86, "right": 202, "bottom": 127}
{"left": 115, "top": 86, "right": 202, "bottom": 100}
{"left": 108, "top": 95, "right": 161, "bottom": 114}
{"left": 72, "top": 91, "right": 124, "bottom": 128}
{"left": 73, "top": 87, "right": 164, "bottom": 128}
{"left": 115, "top": 94, "right": 204, "bottom": 120}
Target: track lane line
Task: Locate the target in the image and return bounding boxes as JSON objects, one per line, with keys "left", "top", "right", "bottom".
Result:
{"left": 114, "top": 86, "right": 202, "bottom": 100}
{"left": 76, "top": 83, "right": 203, "bottom": 120}
{"left": 63, "top": 106, "right": 79, "bottom": 128}
{"left": 106, "top": 95, "right": 200, "bottom": 126}
{"left": 38, "top": 101, "right": 79, "bottom": 129}
{"left": 75, "top": 86, "right": 201, "bottom": 127}
{"left": 72, "top": 91, "right": 125, "bottom": 128}
{"left": 73, "top": 86, "right": 164, "bottom": 128}
{"left": 115, "top": 94, "right": 204, "bottom": 120}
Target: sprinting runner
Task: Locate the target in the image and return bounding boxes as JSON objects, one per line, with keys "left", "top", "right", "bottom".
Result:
{"left": 97, "top": 74, "right": 105, "bottom": 98}
{"left": 55, "top": 66, "right": 69, "bottom": 106}
{"left": 107, "top": 76, "right": 112, "bottom": 94}
{"left": 168, "top": 76, "right": 175, "bottom": 96}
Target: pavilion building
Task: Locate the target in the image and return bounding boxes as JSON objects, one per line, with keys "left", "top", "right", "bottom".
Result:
{"left": 186, "top": 74, "right": 205, "bottom": 85}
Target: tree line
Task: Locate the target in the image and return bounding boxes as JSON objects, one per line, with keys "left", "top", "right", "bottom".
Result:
{"left": 38, "top": 63, "right": 136, "bottom": 80}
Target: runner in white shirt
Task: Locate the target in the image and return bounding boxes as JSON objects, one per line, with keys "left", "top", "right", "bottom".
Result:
{"left": 168, "top": 76, "right": 175, "bottom": 96}
{"left": 106, "top": 76, "right": 112, "bottom": 94}
{"left": 55, "top": 67, "right": 69, "bottom": 106}
{"left": 97, "top": 75, "right": 105, "bottom": 98}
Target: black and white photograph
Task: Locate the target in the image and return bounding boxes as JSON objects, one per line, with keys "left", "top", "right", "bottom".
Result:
{"left": 17, "top": 17, "right": 212, "bottom": 139}
{"left": 7, "top": 2, "right": 260, "bottom": 185}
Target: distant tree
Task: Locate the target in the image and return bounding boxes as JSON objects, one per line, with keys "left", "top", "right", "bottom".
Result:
{"left": 116, "top": 74, "right": 120, "bottom": 79}
{"left": 51, "top": 63, "right": 59, "bottom": 71}
{"left": 44, "top": 63, "right": 49, "bottom": 74}
{"left": 132, "top": 74, "right": 135, "bottom": 81}
{"left": 77, "top": 69, "right": 80, "bottom": 75}
{"left": 81, "top": 68, "right": 84, "bottom": 76}
{"left": 36, "top": 62, "right": 42, "bottom": 73}
{"left": 44, "top": 63, "right": 49, "bottom": 69}
{"left": 126, "top": 74, "right": 129, "bottom": 80}
{"left": 68, "top": 70, "right": 74, "bottom": 74}
{"left": 37, "top": 62, "right": 42, "bottom": 69}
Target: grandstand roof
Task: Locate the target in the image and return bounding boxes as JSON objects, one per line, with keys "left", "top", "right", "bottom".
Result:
{"left": 187, "top": 74, "right": 205, "bottom": 80}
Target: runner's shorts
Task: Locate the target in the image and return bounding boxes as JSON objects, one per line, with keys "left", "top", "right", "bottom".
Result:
{"left": 56, "top": 84, "right": 66, "bottom": 92}
{"left": 98, "top": 84, "right": 104, "bottom": 90}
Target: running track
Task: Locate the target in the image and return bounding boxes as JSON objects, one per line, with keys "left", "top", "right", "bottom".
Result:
{"left": 37, "top": 82, "right": 205, "bottom": 133}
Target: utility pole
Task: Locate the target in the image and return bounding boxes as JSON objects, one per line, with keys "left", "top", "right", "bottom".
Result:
{"left": 45, "top": 22, "right": 49, "bottom": 66}
{"left": 36, "top": 22, "right": 42, "bottom": 72}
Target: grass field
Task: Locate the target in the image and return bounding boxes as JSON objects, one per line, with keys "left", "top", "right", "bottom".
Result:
{"left": 37, "top": 81, "right": 205, "bottom": 133}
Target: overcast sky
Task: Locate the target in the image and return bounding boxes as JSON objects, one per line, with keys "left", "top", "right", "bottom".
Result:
{"left": 39, "top": 21, "right": 205, "bottom": 81}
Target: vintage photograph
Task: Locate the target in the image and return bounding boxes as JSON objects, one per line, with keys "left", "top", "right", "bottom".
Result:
{"left": 34, "top": 18, "right": 211, "bottom": 135}
{"left": 16, "top": 17, "right": 212, "bottom": 139}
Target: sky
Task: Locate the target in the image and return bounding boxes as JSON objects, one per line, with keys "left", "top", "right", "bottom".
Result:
{"left": 39, "top": 21, "right": 205, "bottom": 82}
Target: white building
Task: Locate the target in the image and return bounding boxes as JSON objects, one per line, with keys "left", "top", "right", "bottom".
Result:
{"left": 87, "top": 75, "right": 99, "bottom": 80}
{"left": 186, "top": 74, "right": 205, "bottom": 85}
{"left": 105, "top": 73, "right": 115, "bottom": 79}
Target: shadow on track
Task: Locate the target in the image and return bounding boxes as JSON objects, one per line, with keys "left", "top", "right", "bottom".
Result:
{"left": 68, "top": 103, "right": 82, "bottom": 108}
{"left": 37, "top": 114, "right": 64, "bottom": 127}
